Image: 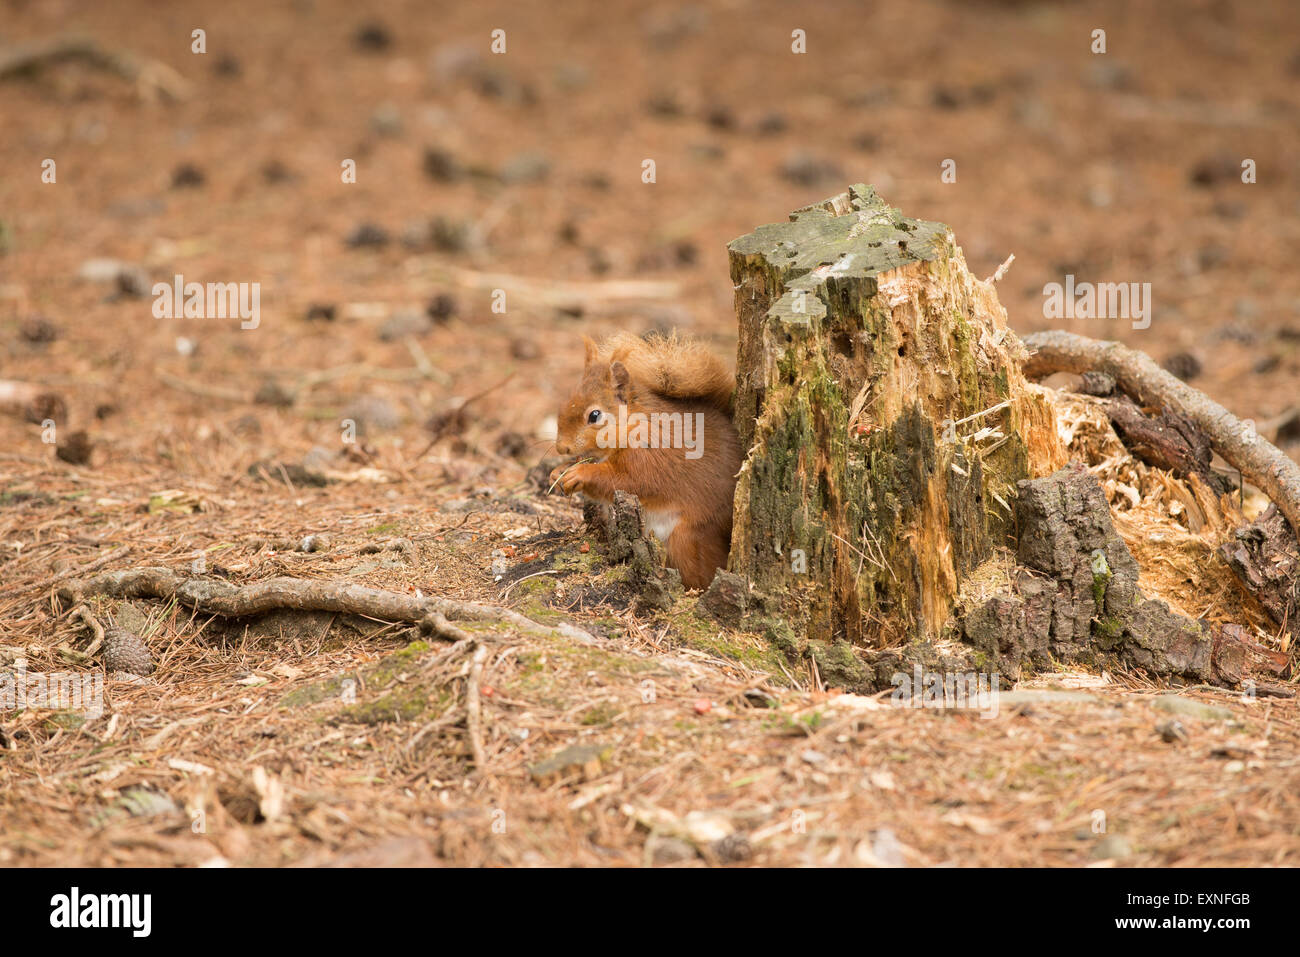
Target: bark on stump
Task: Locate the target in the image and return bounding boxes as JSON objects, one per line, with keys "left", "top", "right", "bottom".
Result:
{"left": 963, "top": 462, "right": 1212, "bottom": 681}
{"left": 727, "top": 184, "right": 1060, "bottom": 646}
{"left": 962, "top": 462, "right": 1290, "bottom": 687}
{"left": 1219, "top": 505, "right": 1300, "bottom": 648}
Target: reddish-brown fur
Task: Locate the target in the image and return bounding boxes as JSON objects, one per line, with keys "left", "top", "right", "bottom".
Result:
{"left": 550, "top": 333, "right": 742, "bottom": 589}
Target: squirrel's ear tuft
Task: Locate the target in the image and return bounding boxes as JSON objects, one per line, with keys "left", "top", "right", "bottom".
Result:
{"left": 610, "top": 360, "right": 631, "bottom": 402}
{"left": 582, "top": 335, "right": 599, "bottom": 367}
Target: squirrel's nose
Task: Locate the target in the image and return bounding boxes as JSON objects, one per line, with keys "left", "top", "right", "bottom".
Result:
{"left": 556, "top": 440, "right": 571, "bottom": 455}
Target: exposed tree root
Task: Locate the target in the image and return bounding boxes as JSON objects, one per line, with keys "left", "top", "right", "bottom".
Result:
{"left": 57, "top": 605, "right": 105, "bottom": 665}
{"left": 1023, "top": 330, "right": 1300, "bottom": 542}
{"left": 55, "top": 567, "right": 595, "bottom": 644}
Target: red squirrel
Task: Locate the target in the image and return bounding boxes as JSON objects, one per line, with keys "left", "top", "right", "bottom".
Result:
{"left": 549, "top": 332, "right": 742, "bottom": 589}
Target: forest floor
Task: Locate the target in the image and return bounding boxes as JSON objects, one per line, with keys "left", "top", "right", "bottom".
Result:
{"left": 1, "top": 0, "right": 1298, "bottom": 866}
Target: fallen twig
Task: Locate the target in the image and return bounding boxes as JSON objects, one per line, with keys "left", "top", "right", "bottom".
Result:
{"left": 156, "top": 370, "right": 249, "bottom": 403}
{"left": 418, "top": 374, "right": 516, "bottom": 458}
{"left": 500, "top": 570, "right": 559, "bottom": 601}
{"left": 403, "top": 336, "right": 451, "bottom": 384}
{"left": 465, "top": 644, "right": 490, "bottom": 772}
{"left": 1023, "top": 330, "right": 1300, "bottom": 542}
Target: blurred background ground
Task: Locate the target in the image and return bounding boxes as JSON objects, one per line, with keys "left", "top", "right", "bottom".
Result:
{"left": 1, "top": 0, "right": 1298, "bottom": 867}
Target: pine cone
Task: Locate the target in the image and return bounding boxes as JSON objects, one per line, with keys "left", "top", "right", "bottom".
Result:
{"left": 103, "top": 626, "right": 154, "bottom": 676}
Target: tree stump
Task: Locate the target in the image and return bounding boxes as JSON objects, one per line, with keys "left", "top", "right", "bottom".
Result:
{"left": 727, "top": 184, "right": 1062, "bottom": 646}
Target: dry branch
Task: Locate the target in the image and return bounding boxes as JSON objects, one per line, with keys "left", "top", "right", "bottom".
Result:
{"left": 465, "top": 644, "right": 490, "bottom": 772}
{"left": 1023, "top": 330, "right": 1300, "bottom": 542}
{"left": 155, "top": 370, "right": 249, "bottom": 403}
{"left": 55, "top": 567, "right": 595, "bottom": 644}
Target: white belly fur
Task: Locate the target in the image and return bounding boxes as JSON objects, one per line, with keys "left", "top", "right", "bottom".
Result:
{"left": 643, "top": 508, "right": 680, "bottom": 543}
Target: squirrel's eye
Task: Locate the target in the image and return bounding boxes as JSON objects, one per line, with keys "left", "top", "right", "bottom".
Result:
{"left": 587, "top": 409, "right": 602, "bottom": 424}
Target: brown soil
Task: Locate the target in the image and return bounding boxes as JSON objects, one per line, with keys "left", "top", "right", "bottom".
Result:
{"left": 1, "top": 0, "right": 1298, "bottom": 867}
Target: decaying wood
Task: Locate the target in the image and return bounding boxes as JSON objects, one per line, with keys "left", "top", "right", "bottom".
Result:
{"left": 1210, "top": 623, "right": 1291, "bottom": 687}
{"left": 1219, "top": 505, "right": 1300, "bottom": 647}
{"left": 727, "top": 183, "right": 1063, "bottom": 646}
{"left": 55, "top": 567, "right": 595, "bottom": 644}
{"left": 0, "top": 35, "right": 191, "bottom": 102}
{"left": 1102, "top": 394, "right": 1233, "bottom": 497}
{"left": 1023, "top": 330, "right": 1300, "bottom": 543}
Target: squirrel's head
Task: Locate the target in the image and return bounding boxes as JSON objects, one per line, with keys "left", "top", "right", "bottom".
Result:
{"left": 555, "top": 335, "right": 633, "bottom": 457}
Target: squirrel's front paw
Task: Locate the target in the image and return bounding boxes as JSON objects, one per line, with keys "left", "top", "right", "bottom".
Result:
{"left": 549, "top": 463, "right": 588, "bottom": 495}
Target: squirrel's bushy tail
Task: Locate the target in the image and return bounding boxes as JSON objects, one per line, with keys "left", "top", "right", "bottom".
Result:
{"left": 598, "top": 331, "right": 735, "bottom": 414}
